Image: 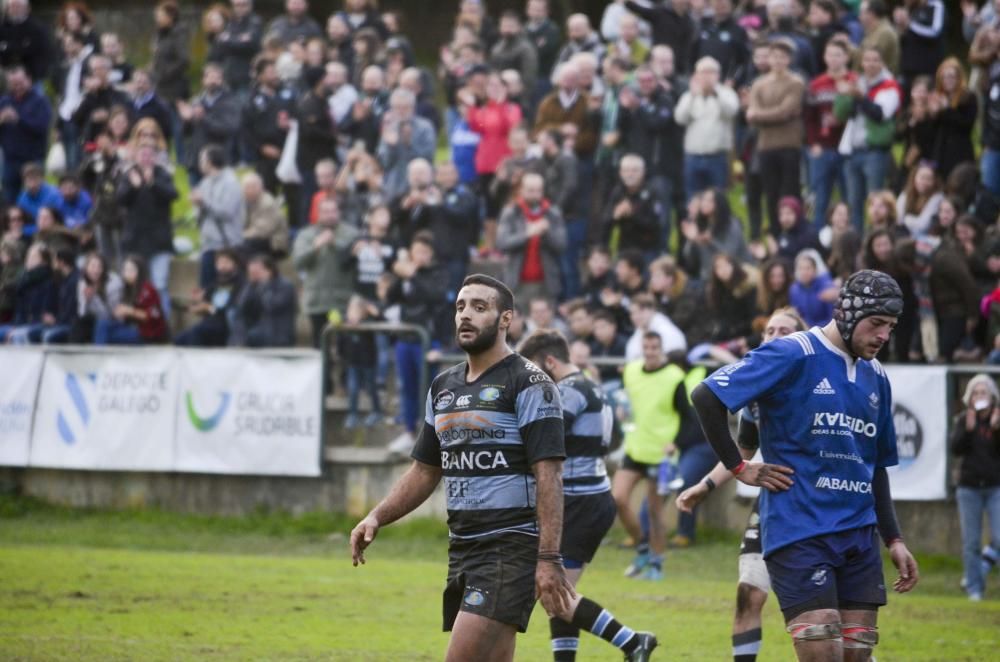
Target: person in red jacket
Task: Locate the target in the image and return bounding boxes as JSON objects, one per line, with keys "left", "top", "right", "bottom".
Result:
{"left": 805, "top": 38, "right": 856, "bottom": 231}
{"left": 92, "top": 254, "right": 168, "bottom": 344}
{"left": 461, "top": 72, "right": 523, "bottom": 255}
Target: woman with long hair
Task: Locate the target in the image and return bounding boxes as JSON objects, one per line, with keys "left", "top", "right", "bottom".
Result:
{"left": 820, "top": 201, "right": 860, "bottom": 281}
{"left": 929, "top": 57, "right": 977, "bottom": 180}
{"left": 75, "top": 251, "right": 124, "bottom": 342}
{"left": 706, "top": 252, "right": 757, "bottom": 344}
{"left": 202, "top": 3, "right": 231, "bottom": 64}
{"left": 862, "top": 229, "right": 919, "bottom": 362}
{"left": 647, "top": 254, "right": 709, "bottom": 346}
{"left": 681, "top": 188, "right": 753, "bottom": 281}
{"left": 896, "top": 161, "right": 943, "bottom": 236}
{"left": 93, "top": 254, "right": 167, "bottom": 344}
{"left": 755, "top": 257, "right": 792, "bottom": 317}
{"left": 866, "top": 190, "right": 909, "bottom": 240}
{"left": 56, "top": 2, "right": 98, "bottom": 50}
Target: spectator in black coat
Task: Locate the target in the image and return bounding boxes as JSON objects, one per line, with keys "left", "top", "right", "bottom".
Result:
{"left": 602, "top": 154, "right": 662, "bottom": 257}
{"left": 894, "top": 0, "right": 945, "bottom": 93}
{"left": 213, "top": 0, "right": 263, "bottom": 93}
{"left": 72, "top": 55, "right": 132, "bottom": 148}
{"left": 175, "top": 249, "right": 244, "bottom": 347}
{"left": 525, "top": 0, "right": 561, "bottom": 100}
{"left": 232, "top": 253, "right": 297, "bottom": 347}
{"left": 383, "top": 231, "right": 448, "bottom": 446}
{"left": 589, "top": 308, "right": 628, "bottom": 385}
{"left": 617, "top": 64, "right": 683, "bottom": 246}
{"left": 0, "top": 66, "right": 51, "bottom": 201}
{"left": 152, "top": 0, "right": 189, "bottom": 161}
{"left": 928, "top": 57, "right": 978, "bottom": 182}
{"left": 242, "top": 57, "right": 295, "bottom": 195}
{"left": 116, "top": 142, "right": 178, "bottom": 319}
{"left": 0, "top": 242, "right": 55, "bottom": 342}
{"left": 179, "top": 62, "right": 241, "bottom": 185}
{"left": 129, "top": 69, "right": 173, "bottom": 147}
{"left": 0, "top": 0, "right": 53, "bottom": 82}
{"left": 626, "top": 0, "right": 695, "bottom": 74}
{"left": 430, "top": 160, "right": 478, "bottom": 297}
{"left": 296, "top": 66, "right": 337, "bottom": 227}
{"left": 690, "top": 0, "right": 749, "bottom": 80}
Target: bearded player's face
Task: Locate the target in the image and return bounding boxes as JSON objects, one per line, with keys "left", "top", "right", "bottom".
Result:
{"left": 851, "top": 315, "right": 897, "bottom": 360}
{"left": 455, "top": 285, "right": 504, "bottom": 355}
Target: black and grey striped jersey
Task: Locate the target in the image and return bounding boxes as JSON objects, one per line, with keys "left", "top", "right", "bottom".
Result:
{"left": 411, "top": 353, "right": 566, "bottom": 540}
{"left": 557, "top": 372, "right": 613, "bottom": 496}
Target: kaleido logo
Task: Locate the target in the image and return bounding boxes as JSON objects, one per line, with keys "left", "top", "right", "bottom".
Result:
{"left": 186, "top": 391, "right": 232, "bottom": 432}
{"left": 57, "top": 372, "right": 96, "bottom": 445}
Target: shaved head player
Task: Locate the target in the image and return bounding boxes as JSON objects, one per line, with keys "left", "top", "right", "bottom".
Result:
{"left": 351, "top": 274, "right": 575, "bottom": 661}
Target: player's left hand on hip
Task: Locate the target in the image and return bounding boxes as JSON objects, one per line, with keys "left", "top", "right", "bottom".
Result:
{"left": 737, "top": 462, "right": 794, "bottom": 492}
{"left": 535, "top": 562, "right": 576, "bottom": 618}
{"left": 889, "top": 541, "right": 919, "bottom": 593}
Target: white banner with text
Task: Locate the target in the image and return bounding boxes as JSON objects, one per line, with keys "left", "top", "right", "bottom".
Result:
{"left": 30, "top": 350, "right": 177, "bottom": 470}
{"left": 0, "top": 349, "right": 44, "bottom": 466}
{"left": 173, "top": 351, "right": 322, "bottom": 476}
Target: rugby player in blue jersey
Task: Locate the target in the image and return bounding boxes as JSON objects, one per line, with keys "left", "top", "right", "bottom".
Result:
{"left": 350, "top": 274, "right": 574, "bottom": 662}
{"left": 691, "top": 271, "right": 919, "bottom": 661}
{"left": 520, "top": 329, "right": 658, "bottom": 661}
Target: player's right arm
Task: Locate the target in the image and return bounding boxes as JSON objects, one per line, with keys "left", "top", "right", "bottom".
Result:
{"left": 676, "top": 414, "right": 759, "bottom": 513}
{"left": 350, "top": 458, "right": 442, "bottom": 566}
{"left": 692, "top": 383, "right": 794, "bottom": 491}
{"left": 351, "top": 392, "right": 444, "bottom": 566}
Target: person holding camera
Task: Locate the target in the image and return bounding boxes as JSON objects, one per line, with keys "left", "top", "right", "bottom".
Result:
{"left": 952, "top": 374, "right": 1000, "bottom": 601}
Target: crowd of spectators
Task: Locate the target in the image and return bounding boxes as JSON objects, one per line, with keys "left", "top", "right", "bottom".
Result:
{"left": 0, "top": 0, "right": 999, "bottom": 408}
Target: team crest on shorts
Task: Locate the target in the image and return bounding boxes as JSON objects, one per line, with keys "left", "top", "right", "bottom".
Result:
{"left": 464, "top": 589, "right": 485, "bottom": 606}
{"left": 811, "top": 569, "right": 828, "bottom": 586}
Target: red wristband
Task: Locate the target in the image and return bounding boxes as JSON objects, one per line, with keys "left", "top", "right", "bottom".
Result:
{"left": 731, "top": 460, "right": 747, "bottom": 476}
{"left": 885, "top": 536, "right": 903, "bottom": 548}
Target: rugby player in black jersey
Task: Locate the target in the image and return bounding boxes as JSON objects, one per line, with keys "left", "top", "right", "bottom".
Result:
{"left": 520, "top": 329, "right": 658, "bottom": 661}
{"left": 350, "top": 274, "right": 574, "bottom": 661}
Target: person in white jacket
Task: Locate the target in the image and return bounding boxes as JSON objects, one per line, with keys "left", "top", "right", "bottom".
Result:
{"left": 625, "top": 292, "right": 687, "bottom": 360}
{"left": 674, "top": 56, "right": 740, "bottom": 200}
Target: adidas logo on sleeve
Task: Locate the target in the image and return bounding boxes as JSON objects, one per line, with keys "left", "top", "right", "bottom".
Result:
{"left": 812, "top": 378, "right": 836, "bottom": 395}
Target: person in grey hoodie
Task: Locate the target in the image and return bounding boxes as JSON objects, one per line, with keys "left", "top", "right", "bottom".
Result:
{"left": 191, "top": 144, "right": 244, "bottom": 288}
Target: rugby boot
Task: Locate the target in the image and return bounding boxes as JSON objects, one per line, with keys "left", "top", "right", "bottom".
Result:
{"left": 625, "top": 632, "right": 658, "bottom": 661}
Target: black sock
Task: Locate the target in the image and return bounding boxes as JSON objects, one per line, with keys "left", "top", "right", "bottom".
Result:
{"left": 550, "top": 616, "right": 579, "bottom": 661}
{"left": 733, "top": 627, "right": 762, "bottom": 661}
{"left": 571, "top": 597, "right": 639, "bottom": 654}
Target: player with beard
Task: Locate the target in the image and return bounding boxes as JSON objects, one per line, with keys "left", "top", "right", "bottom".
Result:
{"left": 691, "top": 271, "right": 919, "bottom": 662}
{"left": 519, "top": 329, "right": 658, "bottom": 662}
{"left": 351, "top": 274, "right": 574, "bottom": 661}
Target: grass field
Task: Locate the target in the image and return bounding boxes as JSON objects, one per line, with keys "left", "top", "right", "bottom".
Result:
{"left": 0, "top": 496, "right": 997, "bottom": 661}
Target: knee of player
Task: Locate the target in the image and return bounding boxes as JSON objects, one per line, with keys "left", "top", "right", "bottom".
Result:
{"left": 735, "top": 582, "right": 768, "bottom": 617}
{"left": 786, "top": 609, "right": 845, "bottom": 645}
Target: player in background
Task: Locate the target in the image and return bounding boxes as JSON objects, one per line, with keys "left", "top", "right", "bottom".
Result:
{"left": 350, "top": 274, "right": 574, "bottom": 662}
{"left": 613, "top": 331, "right": 693, "bottom": 581}
{"left": 520, "top": 329, "right": 658, "bottom": 662}
{"left": 676, "top": 308, "right": 805, "bottom": 662}
{"left": 691, "top": 271, "right": 919, "bottom": 662}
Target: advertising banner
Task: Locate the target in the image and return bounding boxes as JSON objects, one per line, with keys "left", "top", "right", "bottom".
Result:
{"left": 885, "top": 365, "right": 948, "bottom": 500}
{"left": 0, "top": 349, "right": 43, "bottom": 466}
{"left": 29, "top": 350, "right": 177, "bottom": 470}
{"left": 174, "top": 351, "right": 322, "bottom": 476}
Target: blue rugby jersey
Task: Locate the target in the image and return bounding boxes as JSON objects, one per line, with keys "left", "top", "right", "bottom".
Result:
{"left": 703, "top": 328, "right": 898, "bottom": 556}
{"left": 411, "top": 353, "right": 566, "bottom": 540}
{"left": 557, "top": 372, "right": 614, "bottom": 496}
